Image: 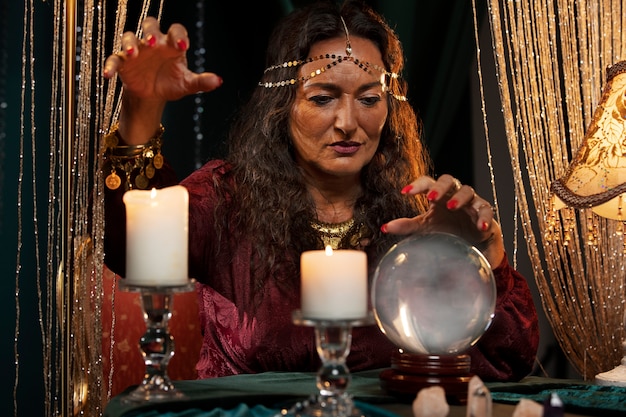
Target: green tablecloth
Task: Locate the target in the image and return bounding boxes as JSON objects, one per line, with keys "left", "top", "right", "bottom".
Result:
{"left": 489, "top": 376, "right": 626, "bottom": 416}
{"left": 104, "top": 371, "right": 626, "bottom": 417}
{"left": 105, "top": 370, "right": 392, "bottom": 417}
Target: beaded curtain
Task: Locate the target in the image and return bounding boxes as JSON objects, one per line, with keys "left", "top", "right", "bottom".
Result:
{"left": 11, "top": 0, "right": 164, "bottom": 416}
{"left": 477, "top": 0, "right": 626, "bottom": 379}
{"left": 68, "top": 2, "right": 166, "bottom": 416}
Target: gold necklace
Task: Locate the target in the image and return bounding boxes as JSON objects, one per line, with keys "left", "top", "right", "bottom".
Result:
{"left": 310, "top": 218, "right": 355, "bottom": 250}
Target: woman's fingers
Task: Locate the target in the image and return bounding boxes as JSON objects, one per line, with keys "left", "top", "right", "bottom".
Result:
{"left": 381, "top": 216, "right": 422, "bottom": 235}
{"left": 120, "top": 30, "right": 140, "bottom": 57}
{"left": 403, "top": 174, "right": 467, "bottom": 203}
{"left": 141, "top": 17, "right": 162, "bottom": 47}
{"left": 393, "top": 174, "right": 496, "bottom": 233}
{"left": 103, "top": 53, "right": 124, "bottom": 79}
{"left": 191, "top": 72, "right": 224, "bottom": 94}
{"left": 473, "top": 201, "right": 495, "bottom": 231}
{"left": 167, "top": 23, "right": 189, "bottom": 51}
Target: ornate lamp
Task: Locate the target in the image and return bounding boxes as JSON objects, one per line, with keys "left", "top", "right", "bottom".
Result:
{"left": 551, "top": 61, "right": 626, "bottom": 222}
{"left": 550, "top": 60, "right": 626, "bottom": 385}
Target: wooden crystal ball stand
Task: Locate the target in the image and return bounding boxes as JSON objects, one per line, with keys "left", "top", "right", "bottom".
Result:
{"left": 379, "top": 350, "right": 473, "bottom": 405}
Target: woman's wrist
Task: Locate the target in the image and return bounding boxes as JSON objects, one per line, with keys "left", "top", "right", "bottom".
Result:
{"left": 118, "top": 95, "right": 166, "bottom": 145}
{"left": 102, "top": 123, "right": 165, "bottom": 190}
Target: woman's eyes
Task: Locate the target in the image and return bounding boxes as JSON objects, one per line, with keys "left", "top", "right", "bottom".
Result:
{"left": 308, "top": 95, "right": 382, "bottom": 106}
{"left": 309, "top": 95, "right": 334, "bottom": 106}
{"left": 359, "top": 96, "right": 382, "bottom": 106}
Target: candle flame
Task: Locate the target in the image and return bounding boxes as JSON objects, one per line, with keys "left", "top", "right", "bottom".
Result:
{"left": 325, "top": 245, "right": 333, "bottom": 256}
{"left": 150, "top": 188, "right": 157, "bottom": 199}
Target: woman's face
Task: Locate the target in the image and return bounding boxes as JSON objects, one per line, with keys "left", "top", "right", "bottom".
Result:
{"left": 289, "top": 36, "right": 388, "bottom": 181}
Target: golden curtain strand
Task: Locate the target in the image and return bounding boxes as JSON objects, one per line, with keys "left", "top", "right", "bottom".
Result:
{"left": 12, "top": 1, "right": 164, "bottom": 415}
{"left": 480, "top": 0, "right": 626, "bottom": 379}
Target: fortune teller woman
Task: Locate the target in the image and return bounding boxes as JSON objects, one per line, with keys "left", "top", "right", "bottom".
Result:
{"left": 102, "top": 0, "right": 539, "bottom": 381}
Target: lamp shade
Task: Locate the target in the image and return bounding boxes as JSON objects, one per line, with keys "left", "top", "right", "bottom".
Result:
{"left": 551, "top": 61, "right": 626, "bottom": 220}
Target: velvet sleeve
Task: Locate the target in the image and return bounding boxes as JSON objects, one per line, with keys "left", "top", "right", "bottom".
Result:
{"left": 467, "top": 254, "right": 540, "bottom": 381}
{"left": 103, "top": 161, "right": 179, "bottom": 277}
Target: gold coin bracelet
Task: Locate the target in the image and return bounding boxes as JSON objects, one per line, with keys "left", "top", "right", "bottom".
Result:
{"left": 102, "top": 123, "right": 165, "bottom": 190}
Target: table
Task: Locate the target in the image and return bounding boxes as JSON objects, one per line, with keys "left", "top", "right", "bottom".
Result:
{"left": 104, "top": 370, "right": 626, "bottom": 417}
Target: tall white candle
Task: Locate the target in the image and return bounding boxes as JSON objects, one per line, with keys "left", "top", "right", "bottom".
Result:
{"left": 123, "top": 185, "right": 189, "bottom": 286}
{"left": 300, "top": 247, "right": 367, "bottom": 319}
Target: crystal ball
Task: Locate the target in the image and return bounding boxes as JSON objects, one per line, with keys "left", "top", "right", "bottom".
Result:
{"left": 371, "top": 232, "right": 496, "bottom": 355}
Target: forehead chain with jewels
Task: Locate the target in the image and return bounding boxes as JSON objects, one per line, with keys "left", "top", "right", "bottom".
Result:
{"left": 259, "top": 16, "right": 406, "bottom": 101}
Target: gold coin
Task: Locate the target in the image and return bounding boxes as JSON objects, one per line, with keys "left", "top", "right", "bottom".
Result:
{"left": 105, "top": 172, "right": 121, "bottom": 190}
{"left": 145, "top": 163, "right": 155, "bottom": 179}
{"left": 153, "top": 153, "right": 164, "bottom": 169}
{"left": 135, "top": 174, "right": 149, "bottom": 189}
{"left": 104, "top": 132, "right": 119, "bottom": 148}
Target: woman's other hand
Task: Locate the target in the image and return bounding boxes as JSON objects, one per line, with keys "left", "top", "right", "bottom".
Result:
{"left": 382, "top": 174, "right": 505, "bottom": 268}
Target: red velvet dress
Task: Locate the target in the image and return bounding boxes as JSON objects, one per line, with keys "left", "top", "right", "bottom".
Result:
{"left": 104, "top": 159, "right": 539, "bottom": 382}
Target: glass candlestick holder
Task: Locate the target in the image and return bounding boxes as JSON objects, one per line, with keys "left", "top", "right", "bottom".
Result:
{"left": 280, "top": 310, "right": 374, "bottom": 417}
{"left": 118, "top": 279, "right": 195, "bottom": 403}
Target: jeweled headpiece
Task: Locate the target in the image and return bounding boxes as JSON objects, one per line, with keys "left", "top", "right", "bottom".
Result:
{"left": 259, "top": 16, "right": 407, "bottom": 101}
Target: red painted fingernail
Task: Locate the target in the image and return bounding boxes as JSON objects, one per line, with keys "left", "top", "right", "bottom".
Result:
{"left": 177, "top": 39, "right": 187, "bottom": 50}
{"left": 481, "top": 221, "right": 490, "bottom": 231}
{"left": 447, "top": 199, "right": 458, "bottom": 210}
{"left": 125, "top": 46, "right": 135, "bottom": 56}
{"left": 401, "top": 185, "right": 413, "bottom": 194}
{"left": 380, "top": 224, "right": 388, "bottom": 233}
{"left": 427, "top": 190, "right": 438, "bottom": 201}
{"left": 146, "top": 34, "right": 156, "bottom": 47}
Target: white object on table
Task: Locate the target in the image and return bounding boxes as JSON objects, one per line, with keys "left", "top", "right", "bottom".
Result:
{"left": 123, "top": 185, "right": 189, "bottom": 286}
{"left": 300, "top": 246, "right": 367, "bottom": 320}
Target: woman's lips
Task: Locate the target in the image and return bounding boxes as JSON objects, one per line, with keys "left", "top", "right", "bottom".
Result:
{"left": 330, "top": 141, "right": 361, "bottom": 154}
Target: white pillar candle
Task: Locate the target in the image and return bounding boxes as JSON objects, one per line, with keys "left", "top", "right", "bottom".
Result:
{"left": 123, "top": 185, "right": 189, "bottom": 286}
{"left": 300, "top": 247, "right": 368, "bottom": 320}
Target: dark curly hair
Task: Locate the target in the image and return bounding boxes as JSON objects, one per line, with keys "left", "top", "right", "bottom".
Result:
{"left": 214, "top": 0, "right": 432, "bottom": 295}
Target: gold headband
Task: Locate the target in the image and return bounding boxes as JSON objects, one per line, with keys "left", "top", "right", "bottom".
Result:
{"left": 258, "top": 16, "right": 407, "bottom": 101}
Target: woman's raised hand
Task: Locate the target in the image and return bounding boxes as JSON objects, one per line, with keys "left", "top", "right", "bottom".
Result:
{"left": 103, "top": 17, "right": 222, "bottom": 103}
{"left": 103, "top": 17, "right": 222, "bottom": 144}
